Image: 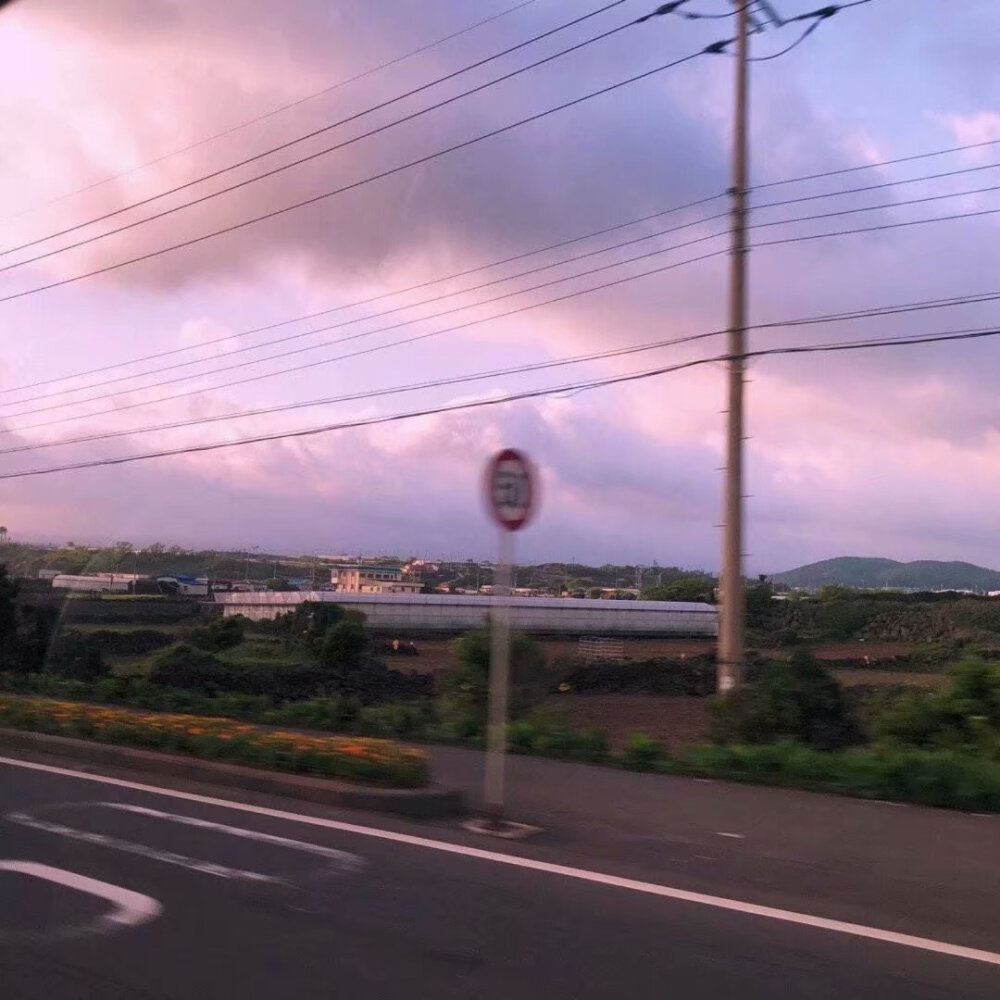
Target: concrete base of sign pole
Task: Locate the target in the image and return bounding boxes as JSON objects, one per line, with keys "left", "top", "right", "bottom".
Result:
{"left": 461, "top": 816, "right": 543, "bottom": 840}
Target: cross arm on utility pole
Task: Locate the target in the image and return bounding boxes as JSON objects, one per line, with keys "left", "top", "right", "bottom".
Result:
{"left": 730, "top": 0, "right": 768, "bottom": 34}
{"left": 755, "top": 1, "right": 785, "bottom": 27}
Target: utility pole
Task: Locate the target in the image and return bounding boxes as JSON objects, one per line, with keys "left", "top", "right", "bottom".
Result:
{"left": 719, "top": 1, "right": 750, "bottom": 694}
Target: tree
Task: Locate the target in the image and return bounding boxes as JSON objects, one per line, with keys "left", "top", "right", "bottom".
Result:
{"left": 442, "top": 627, "right": 550, "bottom": 719}
{"left": 0, "top": 564, "right": 20, "bottom": 662}
{"left": 320, "top": 618, "right": 368, "bottom": 670}
{"left": 641, "top": 576, "right": 715, "bottom": 603}
{"left": 265, "top": 577, "right": 297, "bottom": 591}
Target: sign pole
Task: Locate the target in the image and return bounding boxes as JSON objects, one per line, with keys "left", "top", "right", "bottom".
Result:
{"left": 484, "top": 525, "right": 513, "bottom": 821}
{"left": 473, "top": 447, "right": 537, "bottom": 836}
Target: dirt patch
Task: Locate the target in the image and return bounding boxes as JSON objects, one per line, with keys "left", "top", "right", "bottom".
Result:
{"left": 395, "top": 636, "right": 716, "bottom": 676}
{"left": 539, "top": 693, "right": 712, "bottom": 750}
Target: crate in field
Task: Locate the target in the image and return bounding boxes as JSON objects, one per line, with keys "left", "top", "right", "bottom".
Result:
{"left": 578, "top": 636, "right": 624, "bottom": 662}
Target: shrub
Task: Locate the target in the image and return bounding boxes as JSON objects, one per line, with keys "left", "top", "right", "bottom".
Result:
{"left": 189, "top": 616, "right": 246, "bottom": 652}
{"left": 506, "top": 708, "right": 610, "bottom": 762}
{"left": 88, "top": 629, "right": 175, "bottom": 656}
{"left": 873, "top": 657, "right": 1000, "bottom": 758}
{"left": 441, "top": 628, "right": 551, "bottom": 721}
{"left": 148, "top": 644, "right": 229, "bottom": 691}
{"left": 623, "top": 732, "right": 665, "bottom": 771}
{"left": 44, "top": 630, "right": 109, "bottom": 681}
{"left": 320, "top": 618, "right": 368, "bottom": 670}
{"left": 710, "top": 649, "right": 860, "bottom": 750}
{"left": 668, "top": 743, "right": 1000, "bottom": 812}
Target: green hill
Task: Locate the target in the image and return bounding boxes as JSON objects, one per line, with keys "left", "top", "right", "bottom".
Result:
{"left": 772, "top": 557, "right": 1000, "bottom": 592}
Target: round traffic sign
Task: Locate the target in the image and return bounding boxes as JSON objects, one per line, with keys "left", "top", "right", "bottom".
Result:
{"left": 485, "top": 448, "right": 537, "bottom": 531}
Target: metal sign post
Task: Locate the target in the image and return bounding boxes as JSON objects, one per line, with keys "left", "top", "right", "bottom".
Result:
{"left": 484, "top": 526, "right": 513, "bottom": 819}
{"left": 482, "top": 449, "right": 536, "bottom": 825}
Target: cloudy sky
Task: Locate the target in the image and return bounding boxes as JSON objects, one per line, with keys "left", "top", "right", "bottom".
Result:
{"left": 1, "top": 0, "right": 998, "bottom": 571}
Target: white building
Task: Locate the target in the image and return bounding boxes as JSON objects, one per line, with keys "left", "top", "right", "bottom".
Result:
{"left": 331, "top": 563, "right": 422, "bottom": 595}
{"left": 215, "top": 591, "right": 717, "bottom": 637}
{"left": 51, "top": 573, "right": 142, "bottom": 593}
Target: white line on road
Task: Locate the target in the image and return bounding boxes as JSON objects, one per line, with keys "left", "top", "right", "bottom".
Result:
{"left": 0, "top": 860, "right": 161, "bottom": 939}
{"left": 7, "top": 811, "right": 280, "bottom": 884}
{"left": 716, "top": 832, "right": 746, "bottom": 839}
{"left": 94, "top": 801, "right": 363, "bottom": 870}
{"left": 3, "top": 755, "right": 999, "bottom": 968}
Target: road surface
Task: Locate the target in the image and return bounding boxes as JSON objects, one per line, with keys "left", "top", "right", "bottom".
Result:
{"left": 1, "top": 753, "right": 998, "bottom": 998}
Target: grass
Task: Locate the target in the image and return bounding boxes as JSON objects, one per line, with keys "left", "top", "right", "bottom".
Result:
{"left": 216, "top": 636, "right": 304, "bottom": 666}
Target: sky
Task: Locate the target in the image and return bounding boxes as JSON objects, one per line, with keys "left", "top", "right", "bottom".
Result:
{"left": 1, "top": 0, "right": 999, "bottom": 572}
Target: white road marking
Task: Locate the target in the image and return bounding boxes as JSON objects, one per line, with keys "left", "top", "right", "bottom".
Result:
{"left": 7, "top": 811, "right": 279, "bottom": 884}
{"left": 716, "top": 832, "right": 746, "bottom": 839}
{"left": 3, "top": 755, "right": 999, "bottom": 968}
{"left": 94, "top": 801, "right": 363, "bottom": 871}
{"left": 0, "top": 860, "right": 161, "bottom": 939}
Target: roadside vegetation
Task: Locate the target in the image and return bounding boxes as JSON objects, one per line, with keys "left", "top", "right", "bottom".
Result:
{"left": 0, "top": 564, "right": 998, "bottom": 810}
{"left": 0, "top": 696, "right": 427, "bottom": 787}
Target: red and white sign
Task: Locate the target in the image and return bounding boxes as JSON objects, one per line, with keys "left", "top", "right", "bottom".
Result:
{"left": 485, "top": 448, "right": 536, "bottom": 531}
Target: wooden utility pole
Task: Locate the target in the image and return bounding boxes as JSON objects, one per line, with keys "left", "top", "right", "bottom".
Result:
{"left": 718, "top": 2, "right": 750, "bottom": 693}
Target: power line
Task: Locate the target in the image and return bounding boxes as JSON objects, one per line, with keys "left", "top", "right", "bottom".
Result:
{"left": 0, "top": 329, "right": 729, "bottom": 456}
{"left": 0, "top": 238, "right": 733, "bottom": 424}
{"left": 0, "top": 207, "right": 731, "bottom": 409}
{"left": 9, "top": 182, "right": 998, "bottom": 416}
{"left": 0, "top": 0, "right": 641, "bottom": 267}
{"left": 755, "top": 160, "right": 1000, "bottom": 211}
{"left": 4, "top": 0, "right": 544, "bottom": 223}
{"left": 755, "top": 203, "right": 1000, "bottom": 250}
{"left": 8, "top": 286, "right": 1000, "bottom": 456}
{"left": 8, "top": 155, "right": 998, "bottom": 401}
{"left": 0, "top": 47, "right": 710, "bottom": 306}
{"left": 753, "top": 136, "right": 1000, "bottom": 192}
{"left": 0, "top": 191, "right": 728, "bottom": 398}
{"left": 4, "top": 320, "right": 998, "bottom": 482}
{"left": 747, "top": 0, "right": 873, "bottom": 61}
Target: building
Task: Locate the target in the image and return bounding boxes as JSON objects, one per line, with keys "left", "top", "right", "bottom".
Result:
{"left": 331, "top": 563, "right": 422, "bottom": 595}
{"left": 215, "top": 591, "right": 717, "bottom": 637}
{"left": 51, "top": 573, "right": 142, "bottom": 593}
{"left": 157, "top": 575, "right": 210, "bottom": 597}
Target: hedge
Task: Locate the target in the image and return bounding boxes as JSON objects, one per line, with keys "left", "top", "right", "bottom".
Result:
{"left": 645, "top": 740, "right": 1000, "bottom": 812}
{"left": 0, "top": 695, "right": 428, "bottom": 788}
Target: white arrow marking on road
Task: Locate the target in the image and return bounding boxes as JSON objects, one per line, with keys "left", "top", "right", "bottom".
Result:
{"left": 0, "top": 860, "right": 161, "bottom": 940}
{"left": 2, "top": 755, "right": 999, "bottom": 968}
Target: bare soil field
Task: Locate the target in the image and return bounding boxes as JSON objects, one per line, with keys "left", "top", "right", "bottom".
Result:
{"left": 398, "top": 637, "right": 716, "bottom": 675}
{"left": 538, "top": 693, "right": 712, "bottom": 750}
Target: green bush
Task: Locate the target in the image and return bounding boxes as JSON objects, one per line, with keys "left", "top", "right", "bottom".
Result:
{"left": 88, "top": 629, "right": 174, "bottom": 656}
{"left": 319, "top": 618, "right": 368, "bottom": 670}
{"left": 441, "top": 628, "right": 551, "bottom": 721}
{"left": 663, "top": 743, "right": 1000, "bottom": 812}
{"left": 623, "top": 732, "right": 665, "bottom": 771}
{"left": 710, "top": 649, "right": 859, "bottom": 750}
{"left": 189, "top": 616, "right": 246, "bottom": 652}
{"left": 506, "top": 709, "right": 610, "bottom": 762}
{"left": 873, "top": 657, "right": 1000, "bottom": 758}
{"left": 44, "top": 630, "right": 109, "bottom": 682}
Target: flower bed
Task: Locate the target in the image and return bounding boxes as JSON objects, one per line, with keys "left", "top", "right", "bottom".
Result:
{"left": 0, "top": 696, "right": 428, "bottom": 788}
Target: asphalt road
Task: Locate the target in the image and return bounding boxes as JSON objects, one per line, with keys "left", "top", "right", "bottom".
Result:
{"left": 1, "top": 755, "right": 998, "bottom": 999}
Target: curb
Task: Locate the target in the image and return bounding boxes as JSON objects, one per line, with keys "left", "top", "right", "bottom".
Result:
{"left": 0, "top": 728, "right": 465, "bottom": 820}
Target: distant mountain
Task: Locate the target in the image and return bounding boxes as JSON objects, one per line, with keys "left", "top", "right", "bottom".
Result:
{"left": 772, "top": 557, "right": 1000, "bottom": 592}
